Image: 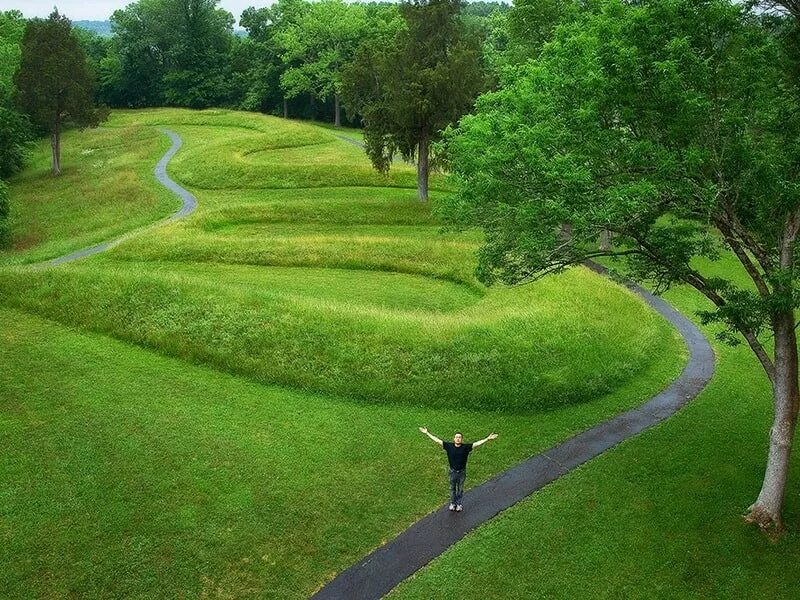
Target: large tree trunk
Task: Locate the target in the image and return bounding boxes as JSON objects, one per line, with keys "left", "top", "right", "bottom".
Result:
{"left": 417, "top": 135, "right": 429, "bottom": 202}
{"left": 283, "top": 98, "right": 288, "bottom": 119}
{"left": 745, "top": 310, "right": 799, "bottom": 533}
{"left": 51, "top": 121, "right": 61, "bottom": 176}
{"left": 334, "top": 93, "right": 341, "bottom": 128}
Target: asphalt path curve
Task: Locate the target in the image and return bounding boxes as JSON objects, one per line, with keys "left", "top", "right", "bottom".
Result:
{"left": 312, "top": 134, "right": 716, "bottom": 600}
{"left": 34, "top": 128, "right": 196, "bottom": 268}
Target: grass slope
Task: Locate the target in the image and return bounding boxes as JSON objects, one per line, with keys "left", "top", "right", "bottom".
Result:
{"left": 0, "top": 108, "right": 681, "bottom": 413}
{"left": 0, "top": 124, "right": 176, "bottom": 265}
{"left": 0, "top": 108, "right": 688, "bottom": 597}
{"left": 389, "top": 266, "right": 800, "bottom": 600}
{"left": 0, "top": 308, "right": 684, "bottom": 599}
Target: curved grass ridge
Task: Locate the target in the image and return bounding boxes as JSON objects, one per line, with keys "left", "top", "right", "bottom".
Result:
{"left": 0, "top": 109, "right": 685, "bottom": 413}
{"left": 32, "top": 129, "right": 196, "bottom": 267}
{"left": 0, "top": 125, "right": 179, "bottom": 266}
{"left": 311, "top": 262, "right": 715, "bottom": 600}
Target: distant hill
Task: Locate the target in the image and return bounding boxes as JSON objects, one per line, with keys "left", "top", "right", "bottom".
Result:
{"left": 74, "top": 21, "right": 113, "bottom": 37}
{"left": 71, "top": 20, "right": 248, "bottom": 38}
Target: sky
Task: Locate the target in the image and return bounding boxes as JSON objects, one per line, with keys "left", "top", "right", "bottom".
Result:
{"left": 0, "top": 1, "right": 268, "bottom": 23}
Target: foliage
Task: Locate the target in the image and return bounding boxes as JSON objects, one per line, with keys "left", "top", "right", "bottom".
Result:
{"left": 15, "top": 1, "right": 503, "bottom": 122}
{"left": 0, "top": 9, "right": 25, "bottom": 106}
{"left": 342, "top": 0, "right": 487, "bottom": 197}
{"left": 239, "top": 0, "right": 308, "bottom": 114}
{"left": 445, "top": 0, "right": 800, "bottom": 530}
{"left": 0, "top": 9, "right": 30, "bottom": 240}
{"left": 276, "top": 0, "right": 368, "bottom": 118}
{"left": 14, "top": 10, "right": 102, "bottom": 137}
{"left": 107, "top": 0, "right": 235, "bottom": 109}
{"left": 0, "top": 10, "right": 31, "bottom": 178}
{"left": 0, "top": 106, "right": 31, "bottom": 178}
{"left": 160, "top": 0, "right": 235, "bottom": 108}
{"left": 73, "top": 26, "right": 110, "bottom": 74}
{"left": 445, "top": 0, "right": 800, "bottom": 348}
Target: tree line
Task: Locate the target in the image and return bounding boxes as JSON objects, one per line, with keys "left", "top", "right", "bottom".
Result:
{"left": 85, "top": 0, "right": 507, "bottom": 120}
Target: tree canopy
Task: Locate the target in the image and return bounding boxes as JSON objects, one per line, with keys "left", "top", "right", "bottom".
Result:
{"left": 444, "top": 0, "right": 800, "bottom": 531}
{"left": 276, "top": 0, "right": 368, "bottom": 126}
{"left": 109, "top": 0, "right": 235, "bottom": 108}
{"left": 0, "top": 1, "right": 508, "bottom": 124}
{"left": 0, "top": 10, "right": 30, "bottom": 182}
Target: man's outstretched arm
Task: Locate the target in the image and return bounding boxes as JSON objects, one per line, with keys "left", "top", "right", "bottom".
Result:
{"left": 419, "top": 427, "right": 444, "bottom": 447}
{"left": 473, "top": 432, "right": 498, "bottom": 449}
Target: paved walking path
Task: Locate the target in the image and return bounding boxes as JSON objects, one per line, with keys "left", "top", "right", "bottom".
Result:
{"left": 311, "top": 258, "right": 715, "bottom": 599}
{"left": 34, "top": 129, "right": 196, "bottom": 268}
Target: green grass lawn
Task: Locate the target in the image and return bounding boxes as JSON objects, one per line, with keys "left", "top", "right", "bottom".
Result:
{"left": 0, "top": 123, "right": 177, "bottom": 265}
{"left": 0, "top": 108, "right": 689, "bottom": 598}
{"left": 389, "top": 268, "right": 800, "bottom": 600}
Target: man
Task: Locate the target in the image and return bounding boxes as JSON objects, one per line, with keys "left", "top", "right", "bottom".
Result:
{"left": 419, "top": 427, "right": 498, "bottom": 512}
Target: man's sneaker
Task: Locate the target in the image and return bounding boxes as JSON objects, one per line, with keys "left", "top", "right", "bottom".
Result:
{"left": 455, "top": 505, "right": 463, "bottom": 512}
{"left": 448, "top": 504, "right": 455, "bottom": 511}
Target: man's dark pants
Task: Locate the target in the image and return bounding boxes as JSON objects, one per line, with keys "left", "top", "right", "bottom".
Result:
{"left": 449, "top": 467, "right": 466, "bottom": 506}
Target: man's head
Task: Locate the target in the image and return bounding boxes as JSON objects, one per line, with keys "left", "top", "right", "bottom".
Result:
{"left": 454, "top": 432, "right": 463, "bottom": 446}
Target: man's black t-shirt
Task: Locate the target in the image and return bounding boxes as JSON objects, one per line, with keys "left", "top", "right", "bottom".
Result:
{"left": 443, "top": 441, "right": 473, "bottom": 470}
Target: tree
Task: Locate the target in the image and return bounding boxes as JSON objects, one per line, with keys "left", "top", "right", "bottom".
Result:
{"left": 444, "top": 0, "right": 800, "bottom": 532}
{"left": 0, "top": 10, "right": 25, "bottom": 106}
{"left": 240, "top": 0, "right": 308, "bottom": 117}
{"left": 108, "top": 0, "right": 170, "bottom": 107}
{"left": 0, "top": 10, "right": 30, "bottom": 246}
{"left": 0, "top": 106, "right": 30, "bottom": 178}
{"left": 759, "top": 1, "right": 800, "bottom": 18}
{"left": 160, "top": 0, "right": 235, "bottom": 108}
{"left": 0, "top": 10, "right": 30, "bottom": 179}
{"left": 14, "top": 10, "right": 103, "bottom": 176}
{"left": 343, "top": 0, "right": 486, "bottom": 201}
{"left": 276, "top": 0, "right": 368, "bottom": 127}
{"left": 109, "top": 0, "right": 235, "bottom": 109}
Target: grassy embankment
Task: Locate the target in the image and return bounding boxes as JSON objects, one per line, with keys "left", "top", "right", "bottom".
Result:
{"left": 390, "top": 257, "right": 800, "bottom": 600}
{"left": 0, "top": 124, "right": 176, "bottom": 265}
{"left": 0, "top": 108, "right": 685, "bottom": 598}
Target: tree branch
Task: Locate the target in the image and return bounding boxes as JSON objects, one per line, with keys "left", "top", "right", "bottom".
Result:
{"left": 518, "top": 249, "right": 644, "bottom": 284}
{"left": 718, "top": 203, "right": 774, "bottom": 275}
{"left": 633, "top": 236, "right": 777, "bottom": 383}
{"left": 714, "top": 217, "right": 771, "bottom": 298}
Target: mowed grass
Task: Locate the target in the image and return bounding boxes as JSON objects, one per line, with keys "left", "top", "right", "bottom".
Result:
{"left": 0, "top": 124, "right": 177, "bottom": 265}
{"left": 0, "top": 259, "right": 679, "bottom": 411}
{"left": 114, "top": 112, "right": 423, "bottom": 190}
{"left": 0, "top": 108, "right": 690, "bottom": 597}
{"left": 389, "top": 264, "right": 800, "bottom": 600}
{"left": 0, "top": 308, "right": 688, "bottom": 599}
